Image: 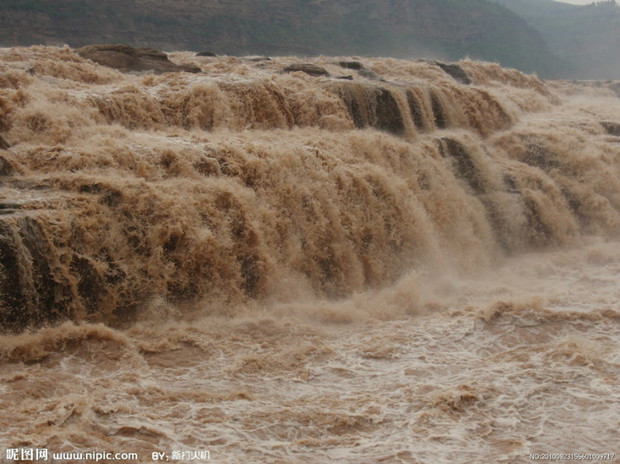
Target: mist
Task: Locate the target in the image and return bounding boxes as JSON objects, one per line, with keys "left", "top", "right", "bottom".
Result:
{"left": 496, "top": 0, "right": 620, "bottom": 79}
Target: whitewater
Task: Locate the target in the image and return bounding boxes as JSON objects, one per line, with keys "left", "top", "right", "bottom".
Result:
{"left": 0, "top": 46, "right": 619, "bottom": 463}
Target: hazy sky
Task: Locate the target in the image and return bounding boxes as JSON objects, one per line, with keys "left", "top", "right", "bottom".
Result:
{"left": 555, "top": 0, "right": 594, "bottom": 4}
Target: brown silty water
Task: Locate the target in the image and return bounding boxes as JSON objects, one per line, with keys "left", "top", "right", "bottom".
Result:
{"left": 0, "top": 46, "right": 619, "bottom": 463}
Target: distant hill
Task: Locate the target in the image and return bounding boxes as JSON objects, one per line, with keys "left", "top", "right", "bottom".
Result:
{"left": 0, "top": 0, "right": 569, "bottom": 77}
{"left": 495, "top": 0, "right": 620, "bottom": 78}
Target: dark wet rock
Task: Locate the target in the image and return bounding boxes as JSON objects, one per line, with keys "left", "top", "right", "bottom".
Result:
{"left": 438, "top": 138, "right": 484, "bottom": 194}
{"left": 375, "top": 88, "right": 405, "bottom": 134}
{"left": 239, "top": 253, "right": 260, "bottom": 298}
{"left": 357, "top": 68, "right": 380, "bottom": 80}
{"left": 0, "top": 134, "right": 9, "bottom": 150}
{"left": 103, "top": 253, "right": 126, "bottom": 285}
{"left": 79, "top": 182, "right": 123, "bottom": 207}
{"left": 18, "top": 217, "right": 61, "bottom": 320}
{"left": 333, "top": 82, "right": 405, "bottom": 135}
{"left": 339, "top": 61, "right": 380, "bottom": 80}
{"left": 0, "top": 222, "right": 26, "bottom": 330}
{"left": 283, "top": 63, "right": 329, "bottom": 77}
{"left": 194, "top": 155, "right": 222, "bottom": 176}
{"left": 601, "top": 121, "right": 620, "bottom": 136}
{"left": 406, "top": 90, "right": 427, "bottom": 131}
{"left": 339, "top": 61, "right": 365, "bottom": 70}
{"left": 435, "top": 62, "right": 471, "bottom": 85}
{"left": 523, "top": 196, "right": 554, "bottom": 246}
{"left": 0, "top": 155, "right": 14, "bottom": 176}
{"left": 0, "top": 205, "right": 20, "bottom": 215}
{"left": 0, "top": 208, "right": 137, "bottom": 332}
{"left": 438, "top": 137, "right": 519, "bottom": 249}
{"left": 430, "top": 91, "right": 448, "bottom": 129}
{"left": 0, "top": 216, "right": 67, "bottom": 332}
{"left": 503, "top": 174, "right": 519, "bottom": 194}
{"left": 70, "top": 256, "right": 104, "bottom": 311}
{"left": 522, "top": 140, "right": 560, "bottom": 170}
{"left": 76, "top": 44, "right": 201, "bottom": 74}
{"left": 196, "top": 51, "right": 216, "bottom": 57}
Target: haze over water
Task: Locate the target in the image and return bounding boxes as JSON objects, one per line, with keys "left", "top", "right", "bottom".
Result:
{"left": 0, "top": 46, "right": 619, "bottom": 463}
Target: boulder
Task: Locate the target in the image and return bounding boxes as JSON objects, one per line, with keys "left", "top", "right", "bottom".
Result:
{"left": 339, "top": 61, "right": 380, "bottom": 80}
{"left": 339, "top": 61, "right": 365, "bottom": 70}
{"left": 283, "top": 63, "right": 329, "bottom": 77}
{"left": 76, "top": 44, "right": 201, "bottom": 74}
{"left": 196, "top": 51, "right": 216, "bottom": 57}
{"left": 435, "top": 62, "right": 472, "bottom": 85}
{"left": 358, "top": 68, "right": 381, "bottom": 80}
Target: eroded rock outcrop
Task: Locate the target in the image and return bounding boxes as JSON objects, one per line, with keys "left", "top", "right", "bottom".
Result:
{"left": 0, "top": 216, "right": 66, "bottom": 331}
{"left": 283, "top": 63, "right": 329, "bottom": 77}
{"left": 77, "top": 44, "right": 201, "bottom": 74}
{"left": 331, "top": 82, "right": 406, "bottom": 135}
{"left": 338, "top": 61, "right": 380, "bottom": 80}
{"left": 435, "top": 62, "right": 472, "bottom": 85}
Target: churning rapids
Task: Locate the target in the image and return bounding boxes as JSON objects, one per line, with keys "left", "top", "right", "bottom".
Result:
{"left": 0, "top": 46, "right": 619, "bottom": 463}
